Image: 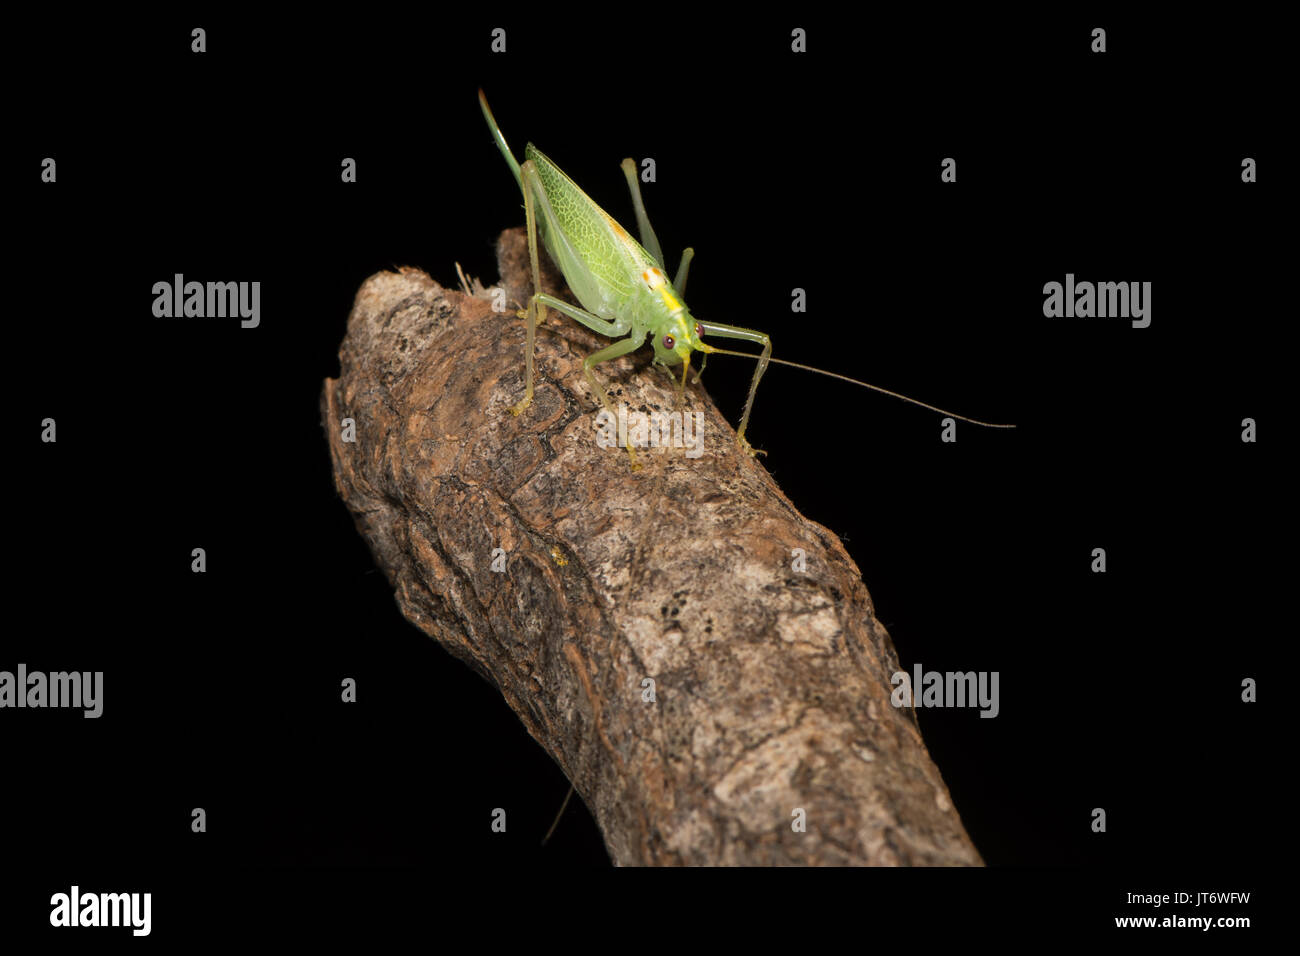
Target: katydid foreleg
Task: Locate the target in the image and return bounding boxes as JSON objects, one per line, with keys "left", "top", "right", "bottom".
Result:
{"left": 696, "top": 320, "right": 773, "bottom": 453}
{"left": 583, "top": 333, "right": 650, "bottom": 468}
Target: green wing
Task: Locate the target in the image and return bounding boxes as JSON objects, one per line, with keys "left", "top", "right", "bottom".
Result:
{"left": 526, "top": 143, "right": 659, "bottom": 316}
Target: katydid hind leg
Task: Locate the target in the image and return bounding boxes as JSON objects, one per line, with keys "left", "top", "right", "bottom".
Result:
{"left": 510, "top": 161, "right": 550, "bottom": 416}
{"left": 478, "top": 90, "right": 523, "bottom": 190}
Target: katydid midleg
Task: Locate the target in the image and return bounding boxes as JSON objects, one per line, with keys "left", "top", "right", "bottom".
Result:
{"left": 478, "top": 90, "right": 1013, "bottom": 467}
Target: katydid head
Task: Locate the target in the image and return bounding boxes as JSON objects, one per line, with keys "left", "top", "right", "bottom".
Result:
{"left": 642, "top": 266, "right": 705, "bottom": 376}
{"left": 650, "top": 315, "right": 704, "bottom": 397}
{"left": 650, "top": 316, "right": 705, "bottom": 367}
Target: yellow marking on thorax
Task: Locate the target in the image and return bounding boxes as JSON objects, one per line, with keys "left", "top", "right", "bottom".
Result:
{"left": 642, "top": 267, "right": 684, "bottom": 314}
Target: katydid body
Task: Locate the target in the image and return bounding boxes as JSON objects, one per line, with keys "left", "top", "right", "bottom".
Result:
{"left": 478, "top": 91, "right": 1011, "bottom": 467}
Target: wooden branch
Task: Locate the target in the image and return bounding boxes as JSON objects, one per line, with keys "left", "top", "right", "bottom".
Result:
{"left": 320, "top": 228, "right": 983, "bottom": 866}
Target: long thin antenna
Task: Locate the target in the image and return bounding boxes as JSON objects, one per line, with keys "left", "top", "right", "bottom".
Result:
{"left": 541, "top": 784, "right": 575, "bottom": 846}
{"left": 701, "top": 346, "right": 1015, "bottom": 428}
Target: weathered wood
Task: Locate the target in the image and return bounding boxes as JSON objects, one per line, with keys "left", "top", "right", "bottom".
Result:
{"left": 320, "top": 228, "right": 983, "bottom": 865}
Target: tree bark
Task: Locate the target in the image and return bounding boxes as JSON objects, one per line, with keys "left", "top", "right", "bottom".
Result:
{"left": 320, "top": 228, "right": 983, "bottom": 866}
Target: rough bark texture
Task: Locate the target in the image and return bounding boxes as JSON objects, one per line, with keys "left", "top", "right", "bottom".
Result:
{"left": 321, "top": 228, "right": 983, "bottom": 866}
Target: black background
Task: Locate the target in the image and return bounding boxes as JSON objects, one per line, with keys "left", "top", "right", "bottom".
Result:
{"left": 8, "top": 9, "right": 1279, "bottom": 941}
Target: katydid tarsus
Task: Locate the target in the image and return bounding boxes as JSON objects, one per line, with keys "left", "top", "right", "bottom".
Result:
{"left": 479, "top": 88, "right": 1013, "bottom": 470}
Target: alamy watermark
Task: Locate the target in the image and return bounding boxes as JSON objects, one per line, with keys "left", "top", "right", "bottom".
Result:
{"left": 1043, "top": 273, "right": 1151, "bottom": 328}
{"left": 891, "top": 663, "right": 999, "bottom": 718}
{"left": 594, "top": 404, "right": 705, "bottom": 458}
{"left": 50, "top": 885, "right": 150, "bottom": 936}
{"left": 0, "top": 664, "right": 103, "bottom": 717}
{"left": 152, "top": 274, "right": 260, "bottom": 328}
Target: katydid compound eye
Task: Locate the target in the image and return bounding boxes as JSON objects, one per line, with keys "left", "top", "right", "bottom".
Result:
{"left": 663, "top": 335, "right": 675, "bottom": 350}
{"left": 695, "top": 323, "right": 703, "bottom": 338}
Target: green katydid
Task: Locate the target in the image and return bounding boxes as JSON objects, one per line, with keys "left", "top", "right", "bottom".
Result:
{"left": 478, "top": 90, "right": 1013, "bottom": 467}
